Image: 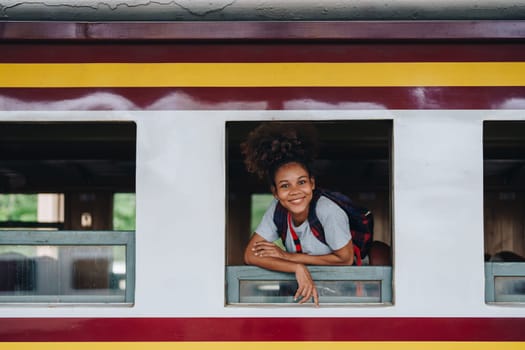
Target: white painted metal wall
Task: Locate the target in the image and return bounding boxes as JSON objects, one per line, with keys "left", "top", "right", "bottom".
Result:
{"left": 1, "top": 109, "right": 524, "bottom": 318}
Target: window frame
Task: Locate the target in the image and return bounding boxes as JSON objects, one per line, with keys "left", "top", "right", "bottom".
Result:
{"left": 485, "top": 262, "right": 525, "bottom": 304}
{"left": 226, "top": 265, "right": 392, "bottom": 305}
{"left": 225, "top": 119, "right": 393, "bottom": 306}
{"left": 0, "top": 230, "right": 135, "bottom": 305}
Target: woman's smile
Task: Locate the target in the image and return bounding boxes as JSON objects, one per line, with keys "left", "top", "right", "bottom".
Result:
{"left": 289, "top": 197, "right": 306, "bottom": 205}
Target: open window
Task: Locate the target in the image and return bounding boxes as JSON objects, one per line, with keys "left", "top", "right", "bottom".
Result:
{"left": 484, "top": 121, "right": 525, "bottom": 304}
{"left": 0, "top": 122, "right": 136, "bottom": 304}
{"left": 225, "top": 120, "right": 392, "bottom": 305}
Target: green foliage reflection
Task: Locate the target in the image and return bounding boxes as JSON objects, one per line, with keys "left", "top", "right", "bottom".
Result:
{"left": 113, "top": 193, "right": 136, "bottom": 231}
{"left": 0, "top": 194, "right": 37, "bottom": 221}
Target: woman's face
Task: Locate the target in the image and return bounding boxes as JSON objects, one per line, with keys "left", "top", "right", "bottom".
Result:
{"left": 272, "top": 162, "right": 315, "bottom": 224}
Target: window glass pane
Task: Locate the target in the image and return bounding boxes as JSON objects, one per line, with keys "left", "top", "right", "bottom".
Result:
{"left": 494, "top": 275, "right": 525, "bottom": 302}
{"left": 0, "top": 244, "right": 126, "bottom": 302}
{"left": 240, "top": 280, "right": 381, "bottom": 303}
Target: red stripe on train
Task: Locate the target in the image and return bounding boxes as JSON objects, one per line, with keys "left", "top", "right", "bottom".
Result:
{"left": 2, "top": 43, "right": 525, "bottom": 63}
{"left": 1, "top": 87, "right": 525, "bottom": 111}
{"left": 0, "top": 318, "right": 524, "bottom": 342}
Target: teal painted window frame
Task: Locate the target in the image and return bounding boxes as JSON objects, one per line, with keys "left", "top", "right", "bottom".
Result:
{"left": 485, "top": 262, "right": 525, "bottom": 304}
{"left": 0, "top": 230, "right": 135, "bottom": 305}
{"left": 226, "top": 265, "right": 392, "bottom": 305}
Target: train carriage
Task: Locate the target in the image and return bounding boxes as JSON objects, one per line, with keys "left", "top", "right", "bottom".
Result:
{"left": 0, "top": 14, "right": 525, "bottom": 350}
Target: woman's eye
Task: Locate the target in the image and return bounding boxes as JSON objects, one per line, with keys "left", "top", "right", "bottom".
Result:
{"left": 298, "top": 180, "right": 306, "bottom": 185}
{"left": 280, "top": 184, "right": 288, "bottom": 189}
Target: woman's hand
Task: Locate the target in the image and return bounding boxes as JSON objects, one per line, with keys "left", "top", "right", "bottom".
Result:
{"left": 294, "top": 264, "right": 319, "bottom": 307}
{"left": 244, "top": 235, "right": 319, "bottom": 307}
{"left": 251, "top": 241, "right": 289, "bottom": 260}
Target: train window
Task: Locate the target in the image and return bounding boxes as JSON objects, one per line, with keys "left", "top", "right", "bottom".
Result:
{"left": 484, "top": 121, "right": 525, "bottom": 303}
{"left": 0, "top": 122, "right": 136, "bottom": 305}
{"left": 226, "top": 120, "right": 392, "bottom": 305}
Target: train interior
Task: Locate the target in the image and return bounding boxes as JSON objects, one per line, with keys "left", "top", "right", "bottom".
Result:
{"left": 0, "top": 122, "right": 136, "bottom": 302}
{"left": 484, "top": 121, "right": 525, "bottom": 261}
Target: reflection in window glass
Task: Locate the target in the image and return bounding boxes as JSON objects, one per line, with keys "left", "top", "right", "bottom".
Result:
{"left": 495, "top": 276, "right": 525, "bottom": 302}
{"left": 0, "top": 245, "right": 126, "bottom": 302}
{"left": 240, "top": 280, "right": 381, "bottom": 303}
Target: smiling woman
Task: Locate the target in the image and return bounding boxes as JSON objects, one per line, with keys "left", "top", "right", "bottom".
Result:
{"left": 239, "top": 123, "right": 354, "bottom": 305}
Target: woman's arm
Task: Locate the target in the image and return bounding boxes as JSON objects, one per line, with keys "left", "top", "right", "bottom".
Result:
{"left": 251, "top": 239, "right": 354, "bottom": 266}
{"left": 244, "top": 233, "right": 319, "bottom": 306}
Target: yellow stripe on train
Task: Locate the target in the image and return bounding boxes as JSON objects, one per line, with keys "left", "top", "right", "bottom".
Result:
{"left": 1, "top": 342, "right": 525, "bottom": 350}
{"left": 0, "top": 62, "right": 525, "bottom": 87}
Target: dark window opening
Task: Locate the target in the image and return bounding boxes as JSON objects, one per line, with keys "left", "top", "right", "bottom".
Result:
{"left": 0, "top": 122, "right": 136, "bottom": 304}
{"left": 225, "top": 120, "right": 392, "bottom": 305}
{"left": 484, "top": 121, "right": 525, "bottom": 303}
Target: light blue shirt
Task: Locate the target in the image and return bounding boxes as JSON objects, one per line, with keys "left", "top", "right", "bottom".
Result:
{"left": 255, "top": 196, "right": 351, "bottom": 255}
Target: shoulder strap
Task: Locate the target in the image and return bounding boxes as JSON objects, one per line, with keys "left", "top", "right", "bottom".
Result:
{"left": 287, "top": 213, "right": 303, "bottom": 253}
{"left": 273, "top": 201, "right": 288, "bottom": 245}
{"left": 307, "top": 189, "right": 327, "bottom": 244}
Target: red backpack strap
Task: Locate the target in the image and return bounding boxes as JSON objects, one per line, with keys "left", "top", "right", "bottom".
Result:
{"left": 274, "top": 195, "right": 318, "bottom": 253}
{"left": 353, "top": 245, "right": 362, "bottom": 266}
{"left": 287, "top": 213, "right": 303, "bottom": 253}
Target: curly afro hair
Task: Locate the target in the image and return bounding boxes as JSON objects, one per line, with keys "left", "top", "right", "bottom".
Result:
{"left": 240, "top": 122, "right": 318, "bottom": 184}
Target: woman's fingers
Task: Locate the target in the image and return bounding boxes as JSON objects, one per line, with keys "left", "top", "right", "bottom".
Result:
{"left": 294, "top": 281, "right": 314, "bottom": 305}
{"left": 294, "top": 285, "right": 306, "bottom": 301}
{"left": 297, "top": 288, "right": 311, "bottom": 304}
{"left": 312, "top": 287, "right": 319, "bottom": 307}
{"left": 252, "top": 242, "right": 282, "bottom": 258}
{"left": 252, "top": 241, "right": 274, "bottom": 249}
{"left": 294, "top": 265, "right": 320, "bottom": 307}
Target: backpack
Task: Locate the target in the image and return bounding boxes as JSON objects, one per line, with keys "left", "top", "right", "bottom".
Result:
{"left": 273, "top": 189, "right": 373, "bottom": 265}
